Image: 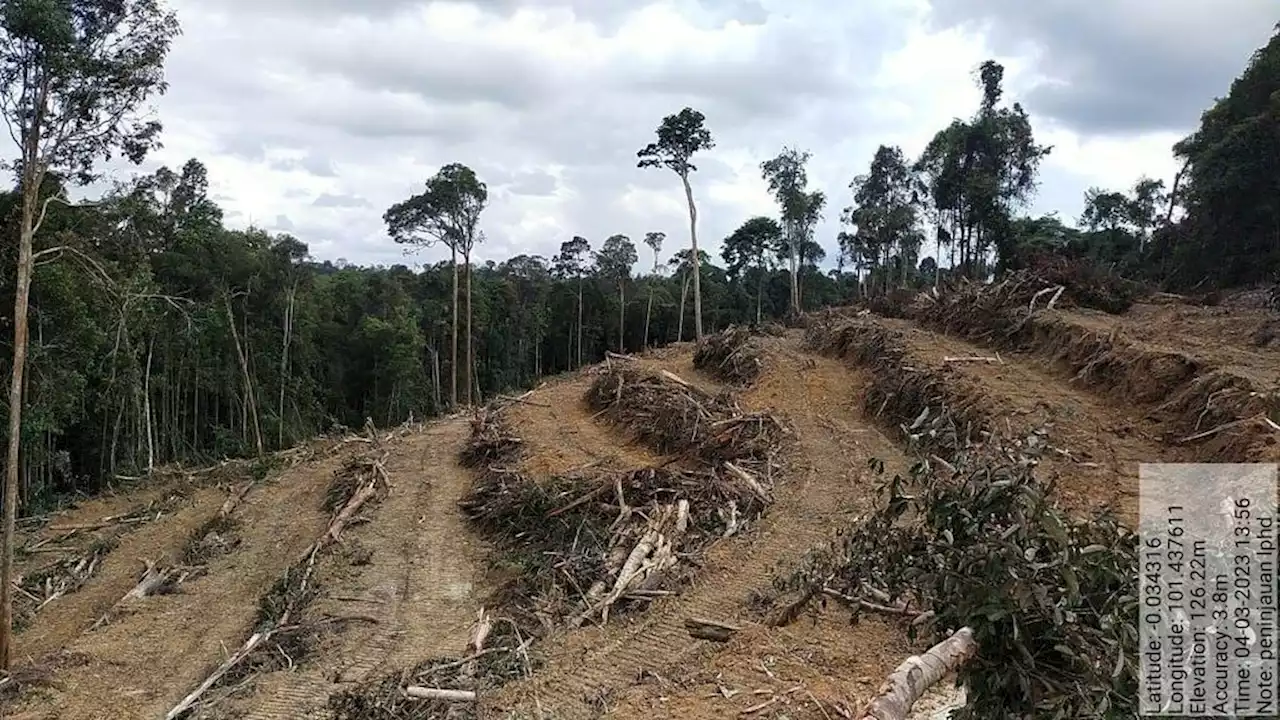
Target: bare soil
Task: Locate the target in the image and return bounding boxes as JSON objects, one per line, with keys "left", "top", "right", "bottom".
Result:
{"left": 231, "top": 420, "right": 489, "bottom": 719}
{"left": 5, "top": 451, "right": 353, "bottom": 719}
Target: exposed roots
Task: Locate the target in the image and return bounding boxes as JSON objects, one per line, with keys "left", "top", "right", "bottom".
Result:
{"left": 693, "top": 325, "right": 765, "bottom": 385}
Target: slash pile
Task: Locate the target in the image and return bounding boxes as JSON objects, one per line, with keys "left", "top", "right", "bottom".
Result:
{"left": 585, "top": 366, "right": 788, "bottom": 470}
{"left": 769, "top": 441, "right": 1137, "bottom": 719}
{"left": 693, "top": 325, "right": 765, "bottom": 385}
{"left": 460, "top": 370, "right": 789, "bottom": 633}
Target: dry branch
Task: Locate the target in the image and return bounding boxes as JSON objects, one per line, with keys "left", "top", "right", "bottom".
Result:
{"left": 404, "top": 687, "right": 476, "bottom": 702}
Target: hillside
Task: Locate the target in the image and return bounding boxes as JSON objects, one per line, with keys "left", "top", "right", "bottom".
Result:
{"left": 1, "top": 286, "right": 1272, "bottom": 718}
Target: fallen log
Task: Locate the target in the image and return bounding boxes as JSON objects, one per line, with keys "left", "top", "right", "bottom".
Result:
{"left": 405, "top": 687, "right": 476, "bottom": 702}
{"left": 857, "top": 627, "right": 976, "bottom": 720}
{"left": 684, "top": 616, "right": 741, "bottom": 642}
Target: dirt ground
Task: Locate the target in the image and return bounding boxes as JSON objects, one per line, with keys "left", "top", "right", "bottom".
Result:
{"left": 1064, "top": 302, "right": 1280, "bottom": 389}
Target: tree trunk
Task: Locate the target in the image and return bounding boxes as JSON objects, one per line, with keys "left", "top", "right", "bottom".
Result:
{"left": 788, "top": 222, "right": 799, "bottom": 313}
{"left": 680, "top": 173, "right": 704, "bottom": 340}
{"left": 464, "top": 248, "right": 473, "bottom": 407}
{"left": 224, "top": 294, "right": 263, "bottom": 456}
{"left": 677, "top": 272, "right": 689, "bottom": 342}
{"left": 643, "top": 284, "right": 654, "bottom": 348}
{"left": 450, "top": 246, "right": 459, "bottom": 408}
{"left": 858, "top": 627, "right": 976, "bottom": 720}
{"left": 1, "top": 172, "right": 38, "bottom": 669}
{"left": 144, "top": 336, "right": 155, "bottom": 472}
{"left": 278, "top": 281, "right": 295, "bottom": 449}
{"left": 756, "top": 267, "right": 764, "bottom": 324}
{"left": 576, "top": 275, "right": 584, "bottom": 368}
{"left": 618, "top": 282, "right": 625, "bottom": 353}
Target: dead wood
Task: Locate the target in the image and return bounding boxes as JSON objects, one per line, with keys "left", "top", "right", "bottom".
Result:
{"left": 857, "top": 627, "right": 976, "bottom": 720}
{"left": 684, "top": 616, "right": 742, "bottom": 642}
{"left": 404, "top": 687, "right": 476, "bottom": 702}
{"left": 693, "top": 325, "right": 765, "bottom": 385}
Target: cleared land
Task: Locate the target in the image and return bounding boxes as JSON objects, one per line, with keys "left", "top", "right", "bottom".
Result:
{"left": 4, "top": 289, "right": 1275, "bottom": 719}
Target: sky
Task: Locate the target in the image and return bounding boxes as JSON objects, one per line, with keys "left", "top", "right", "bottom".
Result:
{"left": 88, "top": 0, "right": 1277, "bottom": 269}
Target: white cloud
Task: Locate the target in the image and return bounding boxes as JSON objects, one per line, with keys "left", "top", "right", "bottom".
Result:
{"left": 64, "top": 0, "right": 1267, "bottom": 270}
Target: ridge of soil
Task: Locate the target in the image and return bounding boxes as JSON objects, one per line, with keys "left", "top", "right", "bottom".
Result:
{"left": 508, "top": 375, "right": 664, "bottom": 478}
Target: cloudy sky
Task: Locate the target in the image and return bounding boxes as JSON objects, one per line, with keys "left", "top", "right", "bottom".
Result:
{"left": 115, "top": 0, "right": 1274, "bottom": 268}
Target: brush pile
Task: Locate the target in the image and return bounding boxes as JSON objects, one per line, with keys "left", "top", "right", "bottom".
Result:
{"left": 460, "top": 404, "right": 522, "bottom": 468}
{"left": 460, "top": 377, "right": 787, "bottom": 631}
{"left": 585, "top": 367, "right": 788, "bottom": 470}
{"left": 912, "top": 260, "right": 1136, "bottom": 345}
{"left": 804, "top": 318, "right": 989, "bottom": 455}
{"left": 693, "top": 325, "right": 765, "bottom": 385}
{"left": 770, "top": 443, "right": 1137, "bottom": 719}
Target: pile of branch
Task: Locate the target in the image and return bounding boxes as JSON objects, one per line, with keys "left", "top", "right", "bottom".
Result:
{"left": 460, "top": 463, "right": 770, "bottom": 632}
{"left": 768, "top": 442, "right": 1137, "bottom": 719}
{"left": 693, "top": 325, "right": 765, "bottom": 385}
{"left": 910, "top": 259, "right": 1136, "bottom": 347}
{"left": 585, "top": 367, "right": 789, "bottom": 469}
{"left": 329, "top": 609, "right": 533, "bottom": 719}
{"left": 803, "top": 318, "right": 989, "bottom": 455}
{"left": 14, "top": 538, "right": 116, "bottom": 627}
{"left": 457, "top": 400, "right": 779, "bottom": 631}
{"left": 459, "top": 404, "right": 523, "bottom": 468}
{"left": 166, "top": 449, "right": 391, "bottom": 719}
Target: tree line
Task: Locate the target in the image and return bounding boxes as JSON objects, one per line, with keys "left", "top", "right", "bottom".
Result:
{"left": 0, "top": 0, "right": 1275, "bottom": 667}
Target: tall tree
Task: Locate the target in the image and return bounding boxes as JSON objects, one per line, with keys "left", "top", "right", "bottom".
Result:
{"left": 642, "top": 231, "right": 664, "bottom": 348}
{"left": 0, "top": 0, "right": 179, "bottom": 669}
{"left": 637, "top": 107, "right": 714, "bottom": 340}
{"left": 844, "top": 145, "right": 921, "bottom": 295}
{"left": 553, "top": 236, "right": 590, "bottom": 368}
{"left": 760, "top": 147, "right": 812, "bottom": 314}
{"left": 384, "top": 163, "right": 487, "bottom": 407}
{"left": 723, "top": 216, "right": 782, "bottom": 323}
{"left": 596, "top": 234, "right": 638, "bottom": 353}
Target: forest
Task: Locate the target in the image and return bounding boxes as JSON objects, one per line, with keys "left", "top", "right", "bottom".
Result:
{"left": 1, "top": 4, "right": 1277, "bottom": 517}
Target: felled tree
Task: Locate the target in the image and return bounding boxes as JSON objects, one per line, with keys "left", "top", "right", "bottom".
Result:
{"left": 0, "top": 0, "right": 180, "bottom": 669}
{"left": 638, "top": 107, "right": 714, "bottom": 340}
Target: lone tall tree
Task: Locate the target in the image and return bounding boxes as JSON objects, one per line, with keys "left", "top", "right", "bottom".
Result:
{"left": 384, "top": 163, "right": 487, "bottom": 406}
{"left": 638, "top": 107, "right": 714, "bottom": 340}
{"left": 0, "top": 0, "right": 180, "bottom": 668}
{"left": 722, "top": 216, "right": 781, "bottom": 323}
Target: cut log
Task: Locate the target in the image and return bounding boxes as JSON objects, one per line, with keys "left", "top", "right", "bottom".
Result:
{"left": 659, "top": 369, "right": 692, "bottom": 387}
{"left": 685, "top": 616, "right": 742, "bottom": 642}
{"left": 724, "top": 462, "right": 770, "bottom": 502}
{"left": 857, "top": 627, "right": 977, "bottom": 720}
{"left": 405, "top": 687, "right": 476, "bottom": 702}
